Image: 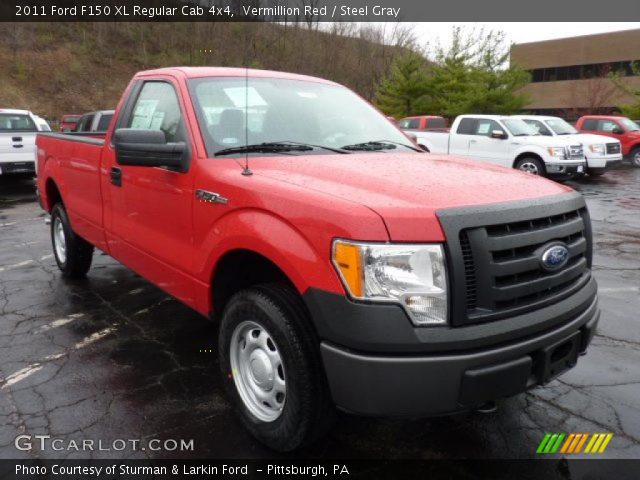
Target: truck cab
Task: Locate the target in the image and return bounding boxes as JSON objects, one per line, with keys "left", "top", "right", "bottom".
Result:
{"left": 514, "top": 115, "right": 623, "bottom": 176}
{"left": 576, "top": 115, "right": 640, "bottom": 168}
{"left": 398, "top": 115, "right": 449, "bottom": 131}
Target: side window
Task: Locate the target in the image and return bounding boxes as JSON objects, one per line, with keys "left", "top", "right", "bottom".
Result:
{"left": 429, "top": 118, "right": 447, "bottom": 129}
{"left": 97, "top": 114, "right": 113, "bottom": 132}
{"left": 127, "top": 82, "right": 185, "bottom": 143}
{"left": 525, "top": 120, "right": 551, "bottom": 136}
{"left": 76, "top": 115, "right": 94, "bottom": 132}
{"left": 582, "top": 119, "right": 598, "bottom": 131}
{"left": 475, "top": 119, "right": 502, "bottom": 136}
{"left": 456, "top": 118, "right": 478, "bottom": 135}
{"left": 599, "top": 120, "right": 619, "bottom": 132}
{"left": 406, "top": 118, "right": 420, "bottom": 129}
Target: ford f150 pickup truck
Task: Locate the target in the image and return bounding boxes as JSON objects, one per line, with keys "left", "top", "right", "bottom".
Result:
{"left": 0, "top": 109, "right": 49, "bottom": 176}
{"left": 576, "top": 115, "right": 640, "bottom": 168}
{"left": 398, "top": 115, "right": 449, "bottom": 131}
{"left": 414, "top": 114, "right": 587, "bottom": 179}
{"left": 36, "top": 68, "right": 600, "bottom": 451}
{"left": 514, "top": 115, "right": 623, "bottom": 176}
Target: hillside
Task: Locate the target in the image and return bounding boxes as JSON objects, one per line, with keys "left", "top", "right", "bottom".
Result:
{"left": 0, "top": 22, "right": 404, "bottom": 122}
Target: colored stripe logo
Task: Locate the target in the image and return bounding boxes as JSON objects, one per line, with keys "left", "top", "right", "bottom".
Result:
{"left": 537, "top": 433, "right": 613, "bottom": 454}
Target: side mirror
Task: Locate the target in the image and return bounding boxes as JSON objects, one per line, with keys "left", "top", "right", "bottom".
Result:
{"left": 491, "top": 130, "right": 508, "bottom": 139}
{"left": 612, "top": 127, "right": 624, "bottom": 135}
{"left": 114, "top": 128, "right": 186, "bottom": 170}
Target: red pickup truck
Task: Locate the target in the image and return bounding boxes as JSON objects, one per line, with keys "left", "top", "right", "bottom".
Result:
{"left": 576, "top": 115, "right": 640, "bottom": 167}
{"left": 36, "top": 67, "right": 599, "bottom": 451}
{"left": 398, "top": 115, "right": 449, "bottom": 131}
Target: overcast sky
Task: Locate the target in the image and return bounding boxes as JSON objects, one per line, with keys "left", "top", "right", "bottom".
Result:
{"left": 409, "top": 22, "right": 640, "bottom": 52}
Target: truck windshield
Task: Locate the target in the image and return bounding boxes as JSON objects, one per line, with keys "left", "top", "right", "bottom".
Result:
{"left": 0, "top": 114, "right": 37, "bottom": 132}
{"left": 501, "top": 118, "right": 538, "bottom": 137}
{"left": 189, "top": 77, "right": 416, "bottom": 156}
{"left": 620, "top": 118, "right": 640, "bottom": 131}
{"left": 545, "top": 118, "right": 578, "bottom": 135}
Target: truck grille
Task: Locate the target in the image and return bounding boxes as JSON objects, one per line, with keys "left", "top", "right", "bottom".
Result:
{"left": 606, "top": 143, "right": 621, "bottom": 155}
{"left": 438, "top": 194, "right": 592, "bottom": 326}
{"left": 566, "top": 145, "right": 584, "bottom": 159}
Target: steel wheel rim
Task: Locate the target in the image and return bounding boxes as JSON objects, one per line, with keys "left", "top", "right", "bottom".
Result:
{"left": 633, "top": 151, "right": 640, "bottom": 166}
{"left": 229, "top": 320, "right": 286, "bottom": 422}
{"left": 53, "top": 217, "right": 67, "bottom": 264}
{"left": 519, "top": 161, "right": 540, "bottom": 175}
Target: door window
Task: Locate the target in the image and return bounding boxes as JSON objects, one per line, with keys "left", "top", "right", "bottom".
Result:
{"left": 127, "top": 82, "right": 185, "bottom": 142}
{"left": 474, "top": 119, "right": 503, "bottom": 137}
{"left": 598, "top": 120, "right": 621, "bottom": 133}
{"left": 456, "top": 118, "right": 478, "bottom": 135}
{"left": 581, "top": 119, "right": 598, "bottom": 131}
{"left": 524, "top": 119, "right": 552, "bottom": 136}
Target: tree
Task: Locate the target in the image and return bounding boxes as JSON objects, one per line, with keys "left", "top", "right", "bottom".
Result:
{"left": 613, "top": 62, "right": 640, "bottom": 119}
{"left": 374, "top": 50, "right": 431, "bottom": 118}
{"left": 426, "top": 28, "right": 530, "bottom": 118}
{"left": 374, "top": 27, "right": 530, "bottom": 119}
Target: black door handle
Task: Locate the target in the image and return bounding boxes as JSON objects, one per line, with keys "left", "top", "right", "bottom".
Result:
{"left": 12, "top": 136, "right": 22, "bottom": 142}
{"left": 110, "top": 167, "right": 122, "bottom": 187}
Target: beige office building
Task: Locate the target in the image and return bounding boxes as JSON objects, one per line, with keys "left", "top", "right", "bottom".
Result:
{"left": 511, "top": 29, "right": 640, "bottom": 119}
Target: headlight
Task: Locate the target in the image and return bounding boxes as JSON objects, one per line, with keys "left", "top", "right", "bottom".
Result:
{"left": 547, "top": 147, "right": 566, "bottom": 158}
{"left": 589, "top": 144, "right": 605, "bottom": 154}
{"left": 332, "top": 240, "right": 448, "bottom": 326}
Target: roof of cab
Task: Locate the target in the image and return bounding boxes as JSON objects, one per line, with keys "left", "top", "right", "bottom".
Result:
{"left": 0, "top": 109, "right": 31, "bottom": 115}
{"left": 134, "top": 67, "right": 338, "bottom": 85}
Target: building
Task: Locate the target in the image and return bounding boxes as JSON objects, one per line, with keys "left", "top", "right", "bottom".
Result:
{"left": 511, "top": 29, "right": 640, "bottom": 119}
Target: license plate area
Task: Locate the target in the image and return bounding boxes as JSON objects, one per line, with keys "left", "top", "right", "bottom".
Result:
{"left": 538, "top": 331, "right": 580, "bottom": 383}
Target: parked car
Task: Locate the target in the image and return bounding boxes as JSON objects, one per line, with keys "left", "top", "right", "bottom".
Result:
{"left": 74, "top": 110, "right": 115, "bottom": 133}
{"left": 513, "top": 115, "right": 623, "bottom": 176}
{"left": 576, "top": 115, "right": 640, "bottom": 167}
{"left": 59, "top": 114, "right": 81, "bottom": 132}
{"left": 398, "top": 115, "right": 449, "bottom": 131}
{"left": 413, "top": 114, "right": 587, "bottom": 179}
{"left": 0, "top": 109, "right": 42, "bottom": 176}
{"left": 36, "top": 68, "right": 599, "bottom": 451}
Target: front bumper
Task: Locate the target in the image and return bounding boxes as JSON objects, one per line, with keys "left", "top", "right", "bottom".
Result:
{"left": 305, "top": 280, "right": 599, "bottom": 416}
{"left": 545, "top": 160, "right": 587, "bottom": 176}
{"left": 0, "top": 161, "right": 35, "bottom": 175}
{"left": 586, "top": 154, "right": 623, "bottom": 170}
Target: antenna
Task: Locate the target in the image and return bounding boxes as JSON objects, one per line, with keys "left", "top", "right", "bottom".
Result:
{"left": 242, "top": 44, "right": 252, "bottom": 176}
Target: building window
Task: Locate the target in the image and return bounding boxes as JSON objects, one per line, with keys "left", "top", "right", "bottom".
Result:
{"left": 528, "top": 60, "right": 639, "bottom": 83}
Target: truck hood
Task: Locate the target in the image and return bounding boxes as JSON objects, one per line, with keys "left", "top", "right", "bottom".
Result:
{"left": 511, "top": 135, "right": 581, "bottom": 147}
{"left": 254, "top": 152, "right": 571, "bottom": 241}
{"left": 558, "top": 134, "right": 621, "bottom": 146}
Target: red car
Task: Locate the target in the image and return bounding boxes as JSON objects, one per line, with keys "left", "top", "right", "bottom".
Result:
{"left": 59, "top": 114, "right": 81, "bottom": 132}
{"left": 576, "top": 115, "right": 640, "bottom": 167}
{"left": 36, "top": 67, "right": 599, "bottom": 451}
{"left": 398, "top": 115, "right": 449, "bottom": 131}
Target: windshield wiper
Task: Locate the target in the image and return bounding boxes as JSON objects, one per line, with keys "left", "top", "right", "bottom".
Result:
{"left": 215, "top": 142, "right": 313, "bottom": 156}
{"left": 340, "top": 140, "right": 417, "bottom": 151}
{"left": 270, "top": 140, "right": 351, "bottom": 154}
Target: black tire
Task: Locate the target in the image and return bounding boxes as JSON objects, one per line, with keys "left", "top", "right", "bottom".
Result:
{"left": 50, "top": 203, "right": 94, "bottom": 278}
{"left": 514, "top": 157, "right": 546, "bottom": 176}
{"left": 630, "top": 147, "right": 640, "bottom": 168}
{"left": 218, "top": 283, "right": 335, "bottom": 451}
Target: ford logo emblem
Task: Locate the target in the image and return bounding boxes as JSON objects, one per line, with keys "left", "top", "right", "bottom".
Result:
{"left": 540, "top": 243, "right": 570, "bottom": 271}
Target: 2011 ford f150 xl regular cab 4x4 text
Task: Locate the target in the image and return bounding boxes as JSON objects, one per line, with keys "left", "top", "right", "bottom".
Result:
{"left": 36, "top": 68, "right": 600, "bottom": 451}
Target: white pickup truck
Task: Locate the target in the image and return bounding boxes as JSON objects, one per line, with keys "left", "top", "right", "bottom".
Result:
{"left": 513, "top": 115, "right": 623, "bottom": 176}
{"left": 414, "top": 114, "right": 587, "bottom": 179}
{"left": 0, "top": 109, "right": 47, "bottom": 176}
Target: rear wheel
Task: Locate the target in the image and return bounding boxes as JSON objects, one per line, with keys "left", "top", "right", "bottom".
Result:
{"left": 515, "top": 157, "right": 545, "bottom": 176}
{"left": 219, "top": 284, "right": 334, "bottom": 451}
{"left": 51, "top": 203, "right": 94, "bottom": 278}
{"left": 630, "top": 147, "right": 640, "bottom": 168}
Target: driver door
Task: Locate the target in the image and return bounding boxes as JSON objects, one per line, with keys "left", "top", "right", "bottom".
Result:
{"left": 102, "top": 77, "right": 197, "bottom": 305}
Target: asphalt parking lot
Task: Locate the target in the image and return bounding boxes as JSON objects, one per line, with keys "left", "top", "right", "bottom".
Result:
{"left": 1, "top": 167, "right": 639, "bottom": 461}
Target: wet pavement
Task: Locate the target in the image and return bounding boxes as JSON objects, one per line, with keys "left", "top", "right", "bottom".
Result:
{"left": 0, "top": 167, "right": 639, "bottom": 461}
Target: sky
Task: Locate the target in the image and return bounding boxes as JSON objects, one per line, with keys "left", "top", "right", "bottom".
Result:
{"left": 410, "top": 22, "right": 640, "bottom": 52}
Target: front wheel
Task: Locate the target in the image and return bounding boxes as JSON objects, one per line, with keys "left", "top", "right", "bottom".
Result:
{"left": 630, "top": 147, "right": 640, "bottom": 168}
{"left": 218, "top": 284, "right": 334, "bottom": 451}
{"left": 51, "top": 203, "right": 94, "bottom": 278}
{"left": 515, "top": 157, "right": 545, "bottom": 176}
